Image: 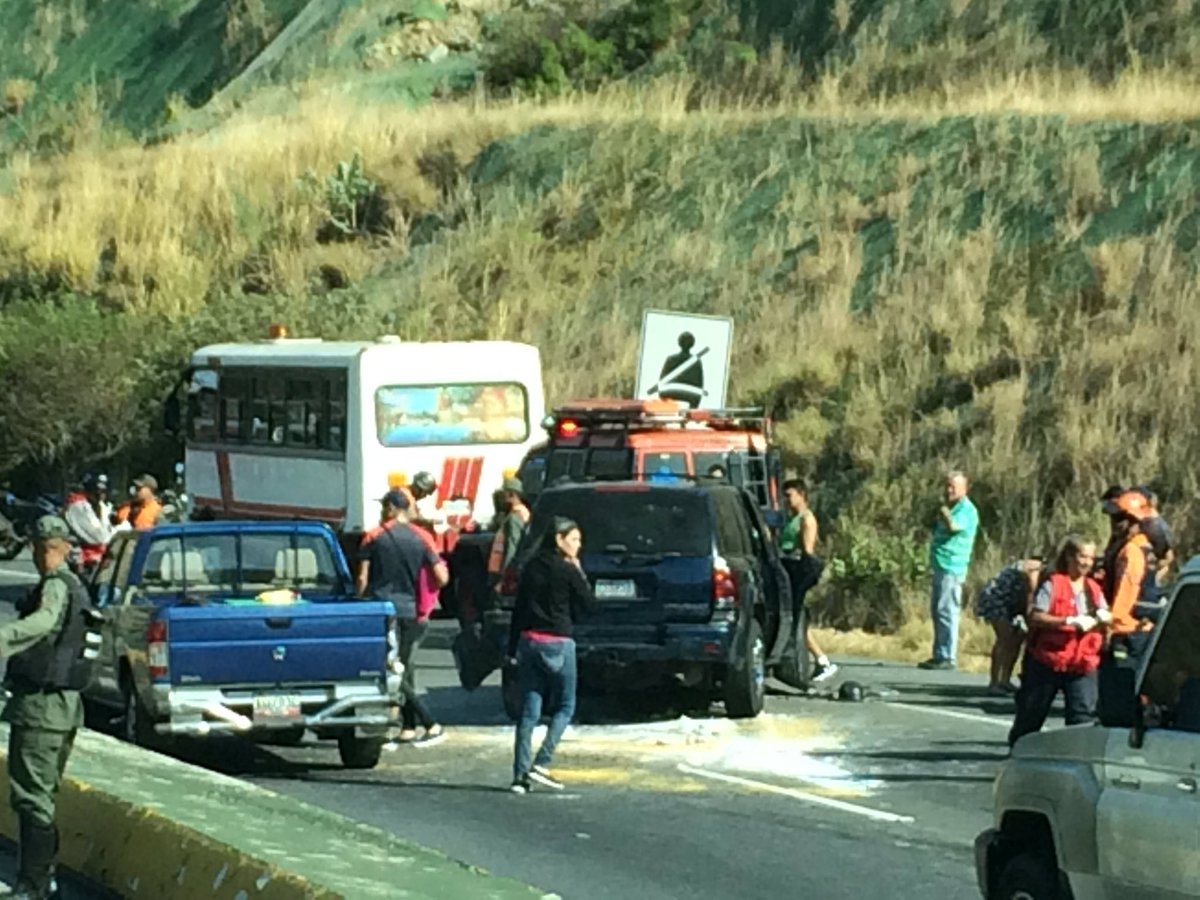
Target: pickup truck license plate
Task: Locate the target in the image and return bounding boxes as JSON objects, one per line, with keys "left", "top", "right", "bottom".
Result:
{"left": 595, "top": 579, "right": 637, "bottom": 600}
{"left": 253, "top": 693, "right": 302, "bottom": 723}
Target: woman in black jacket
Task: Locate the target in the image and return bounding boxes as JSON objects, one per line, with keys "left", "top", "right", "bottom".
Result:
{"left": 508, "top": 516, "right": 594, "bottom": 793}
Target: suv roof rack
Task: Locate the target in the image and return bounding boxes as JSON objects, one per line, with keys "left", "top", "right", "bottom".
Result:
{"left": 548, "top": 398, "right": 773, "bottom": 437}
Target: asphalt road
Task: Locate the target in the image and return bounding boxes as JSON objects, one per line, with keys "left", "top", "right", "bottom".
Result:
{"left": 0, "top": 556, "right": 1042, "bottom": 900}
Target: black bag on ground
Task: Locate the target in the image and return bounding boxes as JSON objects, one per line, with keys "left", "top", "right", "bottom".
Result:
{"left": 452, "top": 627, "right": 502, "bottom": 691}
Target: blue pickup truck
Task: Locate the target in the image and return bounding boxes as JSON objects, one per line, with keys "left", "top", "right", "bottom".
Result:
{"left": 84, "top": 522, "right": 400, "bottom": 769}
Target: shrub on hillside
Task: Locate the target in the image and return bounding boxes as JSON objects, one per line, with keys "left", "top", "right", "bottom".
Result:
{"left": 482, "top": 11, "right": 620, "bottom": 95}
{"left": 481, "top": 0, "right": 707, "bottom": 95}
{"left": 297, "top": 153, "right": 394, "bottom": 243}
{"left": 1, "top": 79, "right": 35, "bottom": 117}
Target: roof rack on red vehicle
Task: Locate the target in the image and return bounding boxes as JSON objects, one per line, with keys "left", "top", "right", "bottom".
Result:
{"left": 548, "top": 398, "right": 774, "bottom": 437}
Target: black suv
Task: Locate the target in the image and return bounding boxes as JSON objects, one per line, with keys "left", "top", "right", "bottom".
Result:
{"left": 482, "top": 481, "right": 804, "bottom": 719}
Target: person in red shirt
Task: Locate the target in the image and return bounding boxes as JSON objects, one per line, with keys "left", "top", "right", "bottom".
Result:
{"left": 1008, "top": 536, "right": 1109, "bottom": 747}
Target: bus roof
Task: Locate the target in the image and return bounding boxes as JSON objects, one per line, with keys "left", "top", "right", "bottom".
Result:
{"left": 191, "top": 338, "right": 540, "bottom": 369}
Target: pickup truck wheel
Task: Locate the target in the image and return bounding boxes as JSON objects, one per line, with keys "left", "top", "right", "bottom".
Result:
{"left": 337, "top": 734, "right": 384, "bottom": 770}
{"left": 502, "top": 667, "right": 523, "bottom": 722}
{"left": 121, "top": 684, "right": 158, "bottom": 748}
{"left": 724, "top": 620, "right": 765, "bottom": 719}
{"left": 995, "top": 852, "right": 1068, "bottom": 900}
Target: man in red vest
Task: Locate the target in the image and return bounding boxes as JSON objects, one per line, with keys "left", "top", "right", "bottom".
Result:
{"left": 1008, "top": 536, "right": 1110, "bottom": 747}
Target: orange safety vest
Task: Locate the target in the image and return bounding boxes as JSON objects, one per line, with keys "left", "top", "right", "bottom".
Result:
{"left": 116, "top": 499, "right": 163, "bottom": 530}
{"left": 487, "top": 506, "right": 530, "bottom": 576}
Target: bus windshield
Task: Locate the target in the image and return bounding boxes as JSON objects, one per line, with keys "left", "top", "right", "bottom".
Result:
{"left": 375, "top": 383, "right": 529, "bottom": 447}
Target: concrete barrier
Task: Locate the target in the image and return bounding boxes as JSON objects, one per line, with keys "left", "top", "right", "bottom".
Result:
{"left": 0, "top": 725, "right": 546, "bottom": 899}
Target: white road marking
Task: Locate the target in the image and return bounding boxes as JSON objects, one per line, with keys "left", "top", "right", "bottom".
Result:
{"left": 677, "top": 764, "right": 916, "bottom": 824}
{"left": 890, "top": 702, "right": 1009, "bottom": 728}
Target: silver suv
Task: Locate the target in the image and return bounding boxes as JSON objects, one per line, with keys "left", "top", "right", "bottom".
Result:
{"left": 976, "top": 558, "right": 1200, "bottom": 900}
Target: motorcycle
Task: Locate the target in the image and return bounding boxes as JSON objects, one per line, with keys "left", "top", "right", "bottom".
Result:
{"left": 0, "top": 492, "right": 60, "bottom": 560}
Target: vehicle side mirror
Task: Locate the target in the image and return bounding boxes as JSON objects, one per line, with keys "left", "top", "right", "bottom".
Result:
{"left": 763, "top": 510, "right": 785, "bottom": 530}
{"left": 1098, "top": 665, "right": 1138, "bottom": 728}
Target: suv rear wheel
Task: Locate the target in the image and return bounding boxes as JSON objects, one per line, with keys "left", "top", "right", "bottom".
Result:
{"left": 995, "top": 852, "right": 1068, "bottom": 900}
{"left": 724, "top": 619, "right": 765, "bottom": 718}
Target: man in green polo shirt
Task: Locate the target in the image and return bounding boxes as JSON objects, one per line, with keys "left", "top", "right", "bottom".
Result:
{"left": 920, "top": 471, "right": 980, "bottom": 671}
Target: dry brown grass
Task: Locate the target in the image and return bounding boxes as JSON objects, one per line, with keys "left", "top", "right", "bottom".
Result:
{"left": 811, "top": 614, "right": 993, "bottom": 675}
{"left": 5, "top": 66, "right": 1200, "bottom": 314}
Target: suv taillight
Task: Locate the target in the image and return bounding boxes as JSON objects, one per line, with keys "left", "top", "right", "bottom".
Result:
{"left": 147, "top": 620, "right": 168, "bottom": 680}
{"left": 713, "top": 556, "right": 738, "bottom": 611}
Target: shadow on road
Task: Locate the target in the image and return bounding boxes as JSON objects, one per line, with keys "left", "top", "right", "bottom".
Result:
{"left": 814, "top": 748, "right": 1008, "bottom": 764}
{"left": 424, "top": 684, "right": 723, "bottom": 729}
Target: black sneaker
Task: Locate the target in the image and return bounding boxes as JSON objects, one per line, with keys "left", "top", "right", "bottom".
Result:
{"left": 917, "top": 658, "right": 955, "bottom": 671}
{"left": 510, "top": 778, "right": 531, "bottom": 795}
{"left": 529, "top": 766, "right": 564, "bottom": 791}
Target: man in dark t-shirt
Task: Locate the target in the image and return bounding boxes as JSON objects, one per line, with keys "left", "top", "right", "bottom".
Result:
{"left": 356, "top": 490, "right": 449, "bottom": 746}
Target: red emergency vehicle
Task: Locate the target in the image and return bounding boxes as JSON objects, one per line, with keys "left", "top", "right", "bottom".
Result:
{"left": 525, "top": 399, "right": 784, "bottom": 513}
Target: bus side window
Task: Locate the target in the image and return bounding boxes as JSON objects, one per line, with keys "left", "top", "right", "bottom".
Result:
{"left": 267, "top": 376, "right": 286, "bottom": 445}
{"left": 249, "top": 377, "right": 270, "bottom": 444}
{"left": 222, "top": 375, "right": 245, "bottom": 441}
{"left": 327, "top": 376, "right": 347, "bottom": 451}
{"left": 187, "top": 369, "right": 219, "bottom": 442}
{"left": 286, "top": 378, "right": 319, "bottom": 447}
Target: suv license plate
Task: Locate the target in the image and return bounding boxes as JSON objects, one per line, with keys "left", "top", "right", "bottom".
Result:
{"left": 253, "top": 693, "right": 302, "bottom": 723}
{"left": 595, "top": 579, "right": 637, "bottom": 600}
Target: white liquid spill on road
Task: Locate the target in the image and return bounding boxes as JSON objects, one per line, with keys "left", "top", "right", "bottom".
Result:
{"left": 683, "top": 733, "right": 881, "bottom": 792}
{"left": 542, "top": 714, "right": 876, "bottom": 793}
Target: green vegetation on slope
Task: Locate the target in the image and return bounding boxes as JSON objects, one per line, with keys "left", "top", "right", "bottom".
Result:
{"left": 0, "top": 0, "right": 309, "bottom": 143}
{"left": 3, "top": 0, "right": 1200, "bottom": 625}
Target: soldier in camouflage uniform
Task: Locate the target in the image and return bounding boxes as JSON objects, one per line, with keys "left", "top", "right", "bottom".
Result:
{"left": 2, "top": 516, "right": 91, "bottom": 899}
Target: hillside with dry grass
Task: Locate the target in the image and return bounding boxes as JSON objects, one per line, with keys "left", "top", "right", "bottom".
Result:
{"left": 3, "top": 0, "right": 1200, "bottom": 630}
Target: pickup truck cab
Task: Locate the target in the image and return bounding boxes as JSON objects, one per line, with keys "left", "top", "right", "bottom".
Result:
{"left": 471, "top": 481, "right": 800, "bottom": 719}
{"left": 976, "top": 557, "right": 1200, "bottom": 900}
{"left": 85, "top": 522, "right": 400, "bottom": 769}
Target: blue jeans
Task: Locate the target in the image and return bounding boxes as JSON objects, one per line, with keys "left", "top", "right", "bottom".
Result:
{"left": 931, "top": 570, "right": 964, "bottom": 664}
{"left": 513, "top": 636, "right": 577, "bottom": 780}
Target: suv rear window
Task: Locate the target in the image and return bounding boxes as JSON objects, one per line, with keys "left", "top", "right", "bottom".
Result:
{"left": 529, "top": 488, "right": 712, "bottom": 557}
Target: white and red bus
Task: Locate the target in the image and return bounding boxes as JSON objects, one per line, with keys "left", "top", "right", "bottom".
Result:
{"left": 182, "top": 333, "right": 545, "bottom": 547}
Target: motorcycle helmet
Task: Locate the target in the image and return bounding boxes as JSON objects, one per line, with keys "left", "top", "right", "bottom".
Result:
{"left": 838, "top": 681, "right": 865, "bottom": 703}
{"left": 412, "top": 471, "right": 438, "bottom": 498}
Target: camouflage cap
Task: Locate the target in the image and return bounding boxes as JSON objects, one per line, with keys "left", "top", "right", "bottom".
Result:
{"left": 35, "top": 515, "right": 72, "bottom": 542}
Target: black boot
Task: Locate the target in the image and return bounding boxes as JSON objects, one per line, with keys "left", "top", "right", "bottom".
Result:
{"left": 14, "top": 818, "right": 56, "bottom": 900}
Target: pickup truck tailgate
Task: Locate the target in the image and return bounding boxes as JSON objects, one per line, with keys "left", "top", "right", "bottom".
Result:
{"left": 165, "top": 601, "right": 392, "bottom": 687}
